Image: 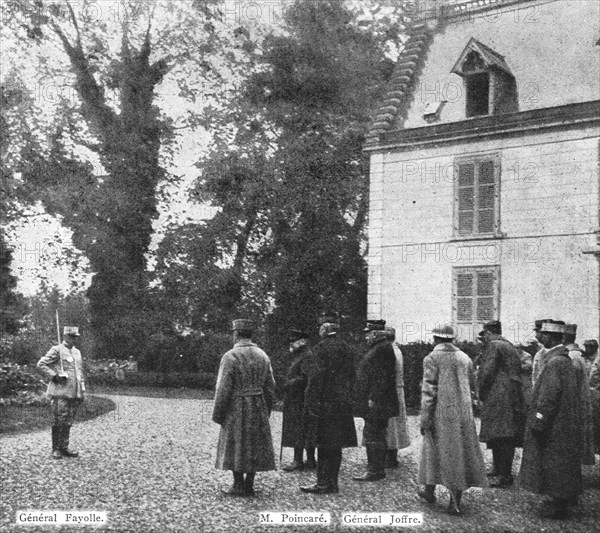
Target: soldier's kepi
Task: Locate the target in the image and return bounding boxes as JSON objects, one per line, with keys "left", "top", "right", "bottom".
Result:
{"left": 37, "top": 325, "right": 86, "bottom": 459}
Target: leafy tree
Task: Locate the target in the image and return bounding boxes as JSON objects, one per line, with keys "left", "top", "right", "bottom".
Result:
{"left": 186, "top": 0, "right": 409, "bottom": 341}
{"left": 2, "top": 0, "right": 256, "bottom": 357}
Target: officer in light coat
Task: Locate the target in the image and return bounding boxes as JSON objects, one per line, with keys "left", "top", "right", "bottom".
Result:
{"left": 384, "top": 326, "right": 410, "bottom": 468}
{"left": 37, "top": 326, "right": 86, "bottom": 459}
{"left": 213, "top": 319, "right": 276, "bottom": 497}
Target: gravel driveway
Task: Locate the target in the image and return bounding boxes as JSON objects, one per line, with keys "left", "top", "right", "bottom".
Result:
{"left": 1, "top": 394, "right": 599, "bottom": 532}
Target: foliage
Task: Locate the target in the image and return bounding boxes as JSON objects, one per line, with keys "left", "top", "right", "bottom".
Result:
{"left": 154, "top": 0, "right": 410, "bottom": 339}
{"left": 2, "top": 0, "right": 257, "bottom": 358}
{"left": 0, "top": 362, "right": 46, "bottom": 398}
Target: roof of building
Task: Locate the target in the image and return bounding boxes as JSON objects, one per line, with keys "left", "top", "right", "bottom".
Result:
{"left": 365, "top": 0, "right": 600, "bottom": 145}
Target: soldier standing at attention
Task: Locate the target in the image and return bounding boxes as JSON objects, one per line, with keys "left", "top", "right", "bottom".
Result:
{"left": 281, "top": 328, "right": 317, "bottom": 471}
{"left": 37, "top": 326, "right": 86, "bottom": 459}
{"left": 213, "top": 319, "right": 277, "bottom": 497}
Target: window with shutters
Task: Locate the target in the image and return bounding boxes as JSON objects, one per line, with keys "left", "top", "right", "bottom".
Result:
{"left": 453, "top": 266, "right": 500, "bottom": 332}
{"left": 454, "top": 154, "right": 500, "bottom": 238}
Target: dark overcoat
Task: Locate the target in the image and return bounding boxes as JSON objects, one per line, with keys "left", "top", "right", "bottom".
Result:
{"left": 354, "top": 339, "right": 399, "bottom": 421}
{"left": 520, "top": 345, "right": 583, "bottom": 500}
{"left": 213, "top": 341, "right": 277, "bottom": 472}
{"left": 281, "top": 344, "right": 316, "bottom": 448}
{"left": 477, "top": 335, "right": 525, "bottom": 446}
{"left": 303, "top": 336, "right": 357, "bottom": 449}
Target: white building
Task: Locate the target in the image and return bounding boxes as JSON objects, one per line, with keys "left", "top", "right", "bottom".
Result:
{"left": 364, "top": 0, "right": 600, "bottom": 344}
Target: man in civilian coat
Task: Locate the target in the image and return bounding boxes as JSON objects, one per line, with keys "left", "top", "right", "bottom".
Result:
{"left": 300, "top": 316, "right": 357, "bottom": 494}
{"left": 37, "top": 326, "right": 86, "bottom": 459}
{"left": 520, "top": 320, "right": 583, "bottom": 519}
{"left": 353, "top": 319, "right": 399, "bottom": 481}
{"left": 281, "top": 328, "right": 317, "bottom": 471}
{"left": 477, "top": 320, "right": 525, "bottom": 488}
{"left": 213, "top": 319, "right": 277, "bottom": 496}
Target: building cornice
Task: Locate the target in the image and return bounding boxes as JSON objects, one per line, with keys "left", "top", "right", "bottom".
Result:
{"left": 363, "top": 100, "right": 600, "bottom": 153}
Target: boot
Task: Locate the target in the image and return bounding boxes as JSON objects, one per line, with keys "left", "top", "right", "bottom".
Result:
{"left": 353, "top": 443, "right": 386, "bottom": 481}
{"left": 222, "top": 472, "right": 246, "bottom": 496}
{"left": 301, "top": 448, "right": 337, "bottom": 494}
{"left": 490, "top": 445, "right": 514, "bottom": 488}
{"left": 51, "top": 427, "right": 62, "bottom": 459}
{"left": 487, "top": 448, "right": 500, "bottom": 477}
{"left": 447, "top": 490, "right": 463, "bottom": 516}
{"left": 327, "top": 449, "right": 342, "bottom": 493}
{"left": 59, "top": 426, "right": 79, "bottom": 457}
{"left": 417, "top": 484, "right": 436, "bottom": 504}
{"left": 305, "top": 447, "right": 317, "bottom": 470}
{"left": 283, "top": 447, "right": 304, "bottom": 471}
{"left": 244, "top": 473, "right": 255, "bottom": 496}
{"left": 385, "top": 449, "right": 399, "bottom": 468}
{"left": 539, "top": 498, "right": 570, "bottom": 519}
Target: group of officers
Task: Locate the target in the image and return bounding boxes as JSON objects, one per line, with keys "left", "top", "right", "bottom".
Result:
{"left": 210, "top": 315, "right": 600, "bottom": 520}
{"left": 36, "top": 316, "right": 600, "bottom": 520}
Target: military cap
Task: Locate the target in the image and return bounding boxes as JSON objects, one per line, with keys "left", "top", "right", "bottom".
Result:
{"left": 232, "top": 319, "right": 254, "bottom": 332}
{"left": 63, "top": 326, "right": 80, "bottom": 337}
{"left": 432, "top": 324, "right": 456, "bottom": 339}
{"left": 288, "top": 328, "right": 309, "bottom": 343}
{"left": 364, "top": 319, "right": 387, "bottom": 332}
{"left": 483, "top": 320, "right": 502, "bottom": 335}
{"left": 564, "top": 324, "right": 577, "bottom": 335}
{"left": 584, "top": 339, "right": 598, "bottom": 348}
{"left": 533, "top": 319, "right": 552, "bottom": 331}
{"left": 318, "top": 312, "right": 339, "bottom": 326}
{"left": 540, "top": 321, "right": 565, "bottom": 334}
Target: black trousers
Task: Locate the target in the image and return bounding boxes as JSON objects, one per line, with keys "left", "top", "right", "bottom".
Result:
{"left": 363, "top": 417, "right": 388, "bottom": 444}
{"left": 317, "top": 447, "right": 342, "bottom": 487}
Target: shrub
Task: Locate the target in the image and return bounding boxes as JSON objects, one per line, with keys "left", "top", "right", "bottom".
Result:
{"left": 0, "top": 362, "right": 47, "bottom": 398}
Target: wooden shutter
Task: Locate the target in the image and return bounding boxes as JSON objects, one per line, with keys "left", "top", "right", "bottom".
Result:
{"left": 476, "top": 270, "right": 495, "bottom": 322}
{"left": 456, "top": 271, "right": 474, "bottom": 322}
{"left": 477, "top": 160, "right": 496, "bottom": 234}
{"left": 457, "top": 163, "right": 475, "bottom": 236}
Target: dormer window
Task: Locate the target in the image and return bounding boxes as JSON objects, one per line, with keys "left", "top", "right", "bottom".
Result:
{"left": 452, "top": 39, "right": 518, "bottom": 118}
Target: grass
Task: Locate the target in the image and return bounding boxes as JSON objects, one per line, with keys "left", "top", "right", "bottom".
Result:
{"left": 0, "top": 395, "right": 117, "bottom": 435}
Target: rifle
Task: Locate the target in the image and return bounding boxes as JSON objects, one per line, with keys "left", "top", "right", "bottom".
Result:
{"left": 55, "top": 309, "right": 67, "bottom": 379}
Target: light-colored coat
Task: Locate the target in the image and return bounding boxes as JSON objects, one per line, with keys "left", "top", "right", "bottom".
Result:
{"left": 386, "top": 343, "right": 410, "bottom": 450}
{"left": 520, "top": 345, "right": 582, "bottom": 500}
{"left": 417, "top": 343, "right": 487, "bottom": 491}
{"left": 37, "top": 343, "right": 85, "bottom": 399}
{"left": 566, "top": 344, "right": 595, "bottom": 465}
{"left": 213, "top": 341, "right": 276, "bottom": 472}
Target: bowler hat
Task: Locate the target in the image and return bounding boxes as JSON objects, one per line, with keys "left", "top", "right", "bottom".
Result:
{"left": 364, "top": 319, "right": 386, "bottom": 332}
{"left": 483, "top": 320, "right": 502, "bottom": 335}
{"left": 288, "top": 328, "right": 308, "bottom": 343}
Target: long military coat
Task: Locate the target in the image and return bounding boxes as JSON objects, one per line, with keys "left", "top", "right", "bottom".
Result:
{"left": 520, "top": 345, "right": 582, "bottom": 500}
{"left": 417, "top": 343, "right": 487, "bottom": 491}
{"left": 354, "top": 339, "right": 399, "bottom": 421}
{"left": 303, "top": 336, "right": 357, "bottom": 449}
{"left": 566, "top": 344, "right": 595, "bottom": 465}
{"left": 213, "top": 341, "right": 276, "bottom": 472}
{"left": 37, "top": 343, "right": 85, "bottom": 399}
{"left": 589, "top": 353, "right": 600, "bottom": 454}
{"left": 281, "top": 343, "right": 316, "bottom": 448}
{"left": 387, "top": 343, "right": 411, "bottom": 450}
{"left": 477, "top": 335, "right": 525, "bottom": 446}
